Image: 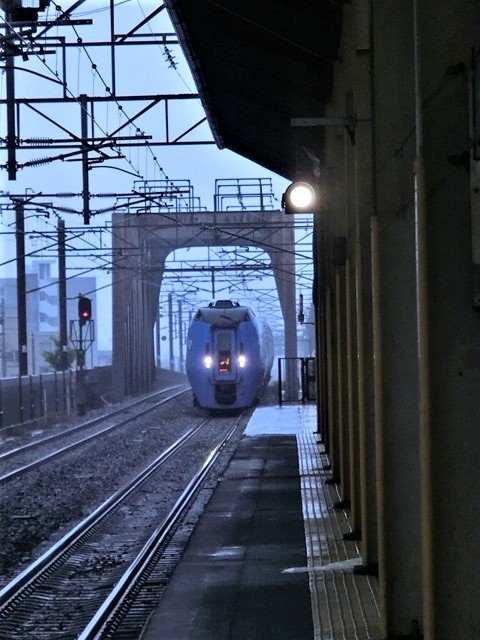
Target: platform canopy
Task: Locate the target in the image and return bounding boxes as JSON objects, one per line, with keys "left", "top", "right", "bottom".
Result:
{"left": 164, "top": 1, "right": 342, "bottom": 182}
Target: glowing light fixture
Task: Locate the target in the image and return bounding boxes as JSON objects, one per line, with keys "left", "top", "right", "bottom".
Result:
{"left": 78, "top": 296, "right": 92, "bottom": 326}
{"left": 238, "top": 354, "right": 247, "bottom": 368}
{"left": 204, "top": 355, "right": 213, "bottom": 369}
{"left": 282, "top": 181, "right": 317, "bottom": 214}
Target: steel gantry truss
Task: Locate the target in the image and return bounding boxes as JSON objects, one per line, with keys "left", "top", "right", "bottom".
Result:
{"left": 0, "top": 1, "right": 214, "bottom": 222}
{"left": 0, "top": 178, "right": 314, "bottom": 381}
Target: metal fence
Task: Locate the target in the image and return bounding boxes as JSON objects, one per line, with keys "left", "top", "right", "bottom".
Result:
{"left": 0, "top": 366, "right": 113, "bottom": 430}
{"left": 277, "top": 357, "right": 316, "bottom": 404}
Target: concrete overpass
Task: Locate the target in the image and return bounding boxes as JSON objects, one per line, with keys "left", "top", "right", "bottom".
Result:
{"left": 111, "top": 210, "right": 297, "bottom": 398}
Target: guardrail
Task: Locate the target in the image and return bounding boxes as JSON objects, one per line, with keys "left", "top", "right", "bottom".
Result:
{"left": 0, "top": 367, "right": 112, "bottom": 430}
{"left": 277, "top": 357, "right": 316, "bottom": 404}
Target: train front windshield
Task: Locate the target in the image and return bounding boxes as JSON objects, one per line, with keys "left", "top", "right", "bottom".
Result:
{"left": 217, "top": 333, "right": 232, "bottom": 374}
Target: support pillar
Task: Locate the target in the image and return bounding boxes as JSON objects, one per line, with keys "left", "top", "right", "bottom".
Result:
{"left": 416, "top": 1, "right": 480, "bottom": 637}
{"left": 371, "top": 1, "right": 422, "bottom": 635}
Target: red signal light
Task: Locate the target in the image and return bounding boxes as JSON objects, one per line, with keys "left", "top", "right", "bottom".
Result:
{"left": 78, "top": 296, "right": 92, "bottom": 326}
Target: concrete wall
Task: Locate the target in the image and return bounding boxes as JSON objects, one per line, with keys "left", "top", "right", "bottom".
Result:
{"left": 315, "top": 1, "right": 480, "bottom": 637}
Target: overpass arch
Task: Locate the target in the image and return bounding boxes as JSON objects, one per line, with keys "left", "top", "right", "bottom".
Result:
{"left": 111, "top": 210, "right": 299, "bottom": 398}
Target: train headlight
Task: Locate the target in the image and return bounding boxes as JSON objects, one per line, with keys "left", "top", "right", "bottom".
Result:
{"left": 204, "top": 355, "right": 213, "bottom": 369}
{"left": 238, "top": 354, "right": 247, "bottom": 368}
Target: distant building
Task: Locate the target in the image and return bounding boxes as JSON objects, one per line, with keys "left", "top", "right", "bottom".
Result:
{"left": 0, "top": 260, "right": 102, "bottom": 377}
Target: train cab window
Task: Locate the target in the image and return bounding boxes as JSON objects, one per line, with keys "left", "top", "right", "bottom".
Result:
{"left": 217, "top": 333, "right": 232, "bottom": 374}
{"left": 218, "top": 352, "right": 231, "bottom": 374}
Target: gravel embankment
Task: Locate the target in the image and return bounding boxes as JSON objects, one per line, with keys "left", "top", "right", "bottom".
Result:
{"left": 0, "top": 379, "right": 277, "bottom": 587}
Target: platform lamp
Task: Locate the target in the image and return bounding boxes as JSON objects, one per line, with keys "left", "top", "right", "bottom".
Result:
{"left": 281, "top": 181, "right": 318, "bottom": 215}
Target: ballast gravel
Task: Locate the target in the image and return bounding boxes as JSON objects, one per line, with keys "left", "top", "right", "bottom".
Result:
{"left": 0, "top": 374, "right": 277, "bottom": 587}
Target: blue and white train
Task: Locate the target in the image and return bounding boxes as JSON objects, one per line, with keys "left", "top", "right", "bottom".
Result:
{"left": 186, "top": 300, "right": 274, "bottom": 411}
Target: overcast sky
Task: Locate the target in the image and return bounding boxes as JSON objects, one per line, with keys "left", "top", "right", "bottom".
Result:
{"left": 0, "top": 1, "right": 311, "bottom": 355}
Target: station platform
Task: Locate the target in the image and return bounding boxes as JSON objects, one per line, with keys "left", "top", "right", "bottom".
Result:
{"left": 140, "top": 404, "right": 380, "bottom": 640}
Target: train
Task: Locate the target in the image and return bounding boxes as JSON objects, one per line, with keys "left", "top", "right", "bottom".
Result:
{"left": 185, "top": 300, "right": 274, "bottom": 411}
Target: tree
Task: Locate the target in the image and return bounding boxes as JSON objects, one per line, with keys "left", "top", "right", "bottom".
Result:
{"left": 41, "top": 337, "right": 76, "bottom": 371}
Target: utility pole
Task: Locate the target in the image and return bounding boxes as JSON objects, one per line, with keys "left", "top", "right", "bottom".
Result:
{"left": 80, "top": 94, "right": 91, "bottom": 225}
{"left": 0, "top": 298, "right": 6, "bottom": 377}
{"left": 4, "top": 11, "right": 16, "bottom": 180}
{"left": 211, "top": 267, "right": 215, "bottom": 298}
{"left": 177, "top": 299, "right": 183, "bottom": 371}
{"left": 15, "top": 200, "right": 28, "bottom": 375}
{"left": 155, "top": 303, "right": 161, "bottom": 368}
{"left": 70, "top": 296, "right": 94, "bottom": 415}
{"left": 58, "top": 219, "right": 68, "bottom": 370}
{"left": 168, "top": 293, "right": 174, "bottom": 370}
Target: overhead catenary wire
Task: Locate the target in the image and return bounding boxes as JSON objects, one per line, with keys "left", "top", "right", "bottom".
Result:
{"left": 0, "top": 3, "right": 203, "bottom": 207}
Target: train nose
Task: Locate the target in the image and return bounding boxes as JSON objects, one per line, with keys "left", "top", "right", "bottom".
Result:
{"left": 214, "top": 383, "right": 236, "bottom": 405}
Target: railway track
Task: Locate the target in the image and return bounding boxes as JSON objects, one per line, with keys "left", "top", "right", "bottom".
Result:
{"left": 0, "top": 411, "right": 246, "bottom": 639}
{"left": 0, "top": 384, "right": 190, "bottom": 484}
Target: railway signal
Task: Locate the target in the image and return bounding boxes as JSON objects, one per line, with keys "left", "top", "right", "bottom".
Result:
{"left": 72, "top": 296, "right": 94, "bottom": 417}
{"left": 78, "top": 296, "right": 92, "bottom": 326}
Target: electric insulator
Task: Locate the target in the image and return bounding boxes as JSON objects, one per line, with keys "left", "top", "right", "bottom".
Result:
{"left": 29, "top": 156, "right": 52, "bottom": 167}
{"left": 25, "top": 137, "right": 54, "bottom": 145}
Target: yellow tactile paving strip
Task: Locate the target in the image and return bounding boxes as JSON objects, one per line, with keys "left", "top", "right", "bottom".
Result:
{"left": 295, "top": 406, "right": 380, "bottom": 640}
